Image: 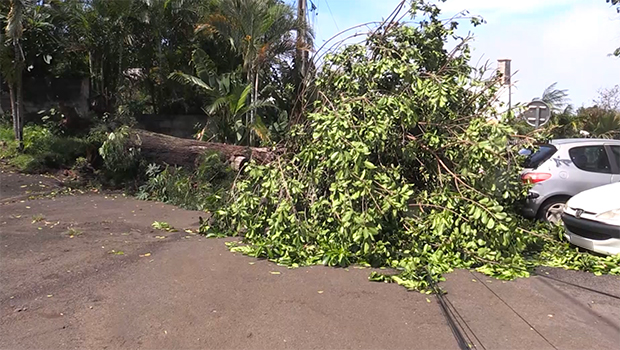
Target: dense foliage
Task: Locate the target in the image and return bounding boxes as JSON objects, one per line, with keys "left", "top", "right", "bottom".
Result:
{"left": 137, "top": 152, "right": 233, "bottom": 211}
{"left": 0, "top": 122, "right": 104, "bottom": 172}
{"left": 204, "top": 2, "right": 620, "bottom": 290}
{"left": 1, "top": 0, "right": 307, "bottom": 146}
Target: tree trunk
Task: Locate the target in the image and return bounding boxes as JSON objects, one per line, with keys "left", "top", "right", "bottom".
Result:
{"left": 133, "top": 129, "right": 282, "bottom": 170}
{"left": 13, "top": 42, "right": 24, "bottom": 151}
{"left": 88, "top": 51, "right": 95, "bottom": 97}
{"left": 246, "top": 69, "right": 252, "bottom": 144}
{"left": 118, "top": 39, "right": 123, "bottom": 87}
{"left": 251, "top": 70, "right": 259, "bottom": 145}
{"left": 9, "top": 81, "right": 17, "bottom": 140}
{"left": 0, "top": 78, "right": 4, "bottom": 115}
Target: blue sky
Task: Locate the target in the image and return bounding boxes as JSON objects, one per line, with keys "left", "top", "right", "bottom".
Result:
{"left": 301, "top": 0, "right": 620, "bottom": 107}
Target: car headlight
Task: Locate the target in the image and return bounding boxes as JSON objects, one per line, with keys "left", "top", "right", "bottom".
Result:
{"left": 596, "top": 209, "right": 620, "bottom": 223}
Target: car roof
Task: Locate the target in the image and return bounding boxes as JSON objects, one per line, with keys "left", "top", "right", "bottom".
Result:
{"left": 549, "top": 138, "right": 620, "bottom": 146}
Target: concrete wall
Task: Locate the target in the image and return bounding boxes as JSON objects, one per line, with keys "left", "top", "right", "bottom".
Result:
{"left": 0, "top": 77, "right": 89, "bottom": 120}
{"left": 135, "top": 114, "right": 206, "bottom": 139}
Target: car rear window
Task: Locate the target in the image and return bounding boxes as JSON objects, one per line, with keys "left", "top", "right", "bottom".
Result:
{"left": 524, "top": 144, "right": 557, "bottom": 169}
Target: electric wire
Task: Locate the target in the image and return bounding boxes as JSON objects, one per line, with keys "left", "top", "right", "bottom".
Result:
{"left": 323, "top": 0, "right": 339, "bottom": 31}
{"left": 468, "top": 270, "right": 559, "bottom": 350}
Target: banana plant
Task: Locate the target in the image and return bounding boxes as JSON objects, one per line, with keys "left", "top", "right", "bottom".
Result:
{"left": 169, "top": 49, "right": 273, "bottom": 145}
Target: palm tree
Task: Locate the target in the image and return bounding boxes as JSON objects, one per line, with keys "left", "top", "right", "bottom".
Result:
{"left": 196, "top": 0, "right": 310, "bottom": 143}
{"left": 3, "top": 0, "right": 27, "bottom": 151}
{"left": 170, "top": 49, "right": 273, "bottom": 145}
{"left": 57, "top": 0, "right": 154, "bottom": 113}
{"left": 579, "top": 106, "right": 620, "bottom": 139}
{"left": 539, "top": 82, "right": 570, "bottom": 114}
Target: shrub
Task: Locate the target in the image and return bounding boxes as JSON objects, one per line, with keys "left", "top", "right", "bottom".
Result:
{"left": 137, "top": 152, "right": 233, "bottom": 211}
{"left": 0, "top": 123, "right": 105, "bottom": 173}
{"left": 99, "top": 126, "right": 144, "bottom": 184}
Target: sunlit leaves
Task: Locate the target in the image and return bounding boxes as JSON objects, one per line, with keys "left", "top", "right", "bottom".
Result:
{"left": 203, "top": 0, "right": 620, "bottom": 291}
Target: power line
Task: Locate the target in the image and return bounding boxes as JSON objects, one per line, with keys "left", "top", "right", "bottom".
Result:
{"left": 426, "top": 268, "right": 476, "bottom": 350}
{"left": 468, "top": 270, "right": 559, "bottom": 350}
{"left": 323, "top": 0, "right": 339, "bottom": 31}
{"left": 533, "top": 272, "right": 620, "bottom": 300}
{"left": 443, "top": 295, "right": 487, "bottom": 350}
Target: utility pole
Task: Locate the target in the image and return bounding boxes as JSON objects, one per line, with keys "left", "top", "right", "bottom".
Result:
{"left": 297, "top": 0, "right": 307, "bottom": 76}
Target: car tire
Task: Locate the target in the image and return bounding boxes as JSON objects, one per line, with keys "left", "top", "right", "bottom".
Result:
{"left": 538, "top": 197, "right": 569, "bottom": 224}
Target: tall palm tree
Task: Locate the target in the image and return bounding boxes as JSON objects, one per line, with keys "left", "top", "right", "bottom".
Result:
{"left": 57, "top": 0, "right": 150, "bottom": 113}
{"left": 539, "top": 82, "right": 570, "bottom": 114}
{"left": 4, "top": 0, "right": 27, "bottom": 150}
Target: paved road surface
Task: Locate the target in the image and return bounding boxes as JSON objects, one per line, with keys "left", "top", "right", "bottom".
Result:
{"left": 1, "top": 172, "right": 619, "bottom": 349}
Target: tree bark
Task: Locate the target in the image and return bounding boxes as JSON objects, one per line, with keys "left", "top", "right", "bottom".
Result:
{"left": 133, "top": 129, "right": 282, "bottom": 170}
{"left": 9, "top": 82, "right": 16, "bottom": 139}
{"left": 13, "top": 42, "right": 24, "bottom": 151}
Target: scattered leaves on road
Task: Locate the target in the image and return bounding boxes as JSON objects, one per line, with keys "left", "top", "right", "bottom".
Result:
{"left": 64, "top": 227, "right": 83, "bottom": 238}
{"left": 31, "top": 214, "right": 45, "bottom": 223}
{"left": 152, "top": 221, "right": 177, "bottom": 232}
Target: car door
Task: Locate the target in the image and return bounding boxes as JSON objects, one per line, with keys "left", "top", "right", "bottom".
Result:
{"left": 567, "top": 145, "right": 614, "bottom": 194}
{"left": 607, "top": 145, "right": 620, "bottom": 183}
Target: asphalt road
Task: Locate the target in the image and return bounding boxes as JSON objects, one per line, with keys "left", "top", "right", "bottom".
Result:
{"left": 1, "top": 171, "right": 619, "bottom": 349}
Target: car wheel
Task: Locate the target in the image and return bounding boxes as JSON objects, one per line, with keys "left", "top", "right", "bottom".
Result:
{"left": 539, "top": 199, "right": 567, "bottom": 224}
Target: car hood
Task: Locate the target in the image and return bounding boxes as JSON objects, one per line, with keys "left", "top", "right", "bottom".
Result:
{"left": 566, "top": 182, "right": 620, "bottom": 214}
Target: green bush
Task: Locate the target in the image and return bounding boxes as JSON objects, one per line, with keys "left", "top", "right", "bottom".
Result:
{"left": 0, "top": 124, "right": 105, "bottom": 173}
{"left": 98, "top": 126, "right": 144, "bottom": 184}
{"left": 137, "top": 152, "right": 233, "bottom": 211}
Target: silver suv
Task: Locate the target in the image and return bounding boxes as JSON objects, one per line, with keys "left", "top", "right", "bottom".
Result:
{"left": 522, "top": 139, "right": 620, "bottom": 223}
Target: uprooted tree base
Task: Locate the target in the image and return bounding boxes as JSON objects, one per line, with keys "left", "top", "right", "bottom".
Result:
{"left": 133, "top": 129, "right": 281, "bottom": 169}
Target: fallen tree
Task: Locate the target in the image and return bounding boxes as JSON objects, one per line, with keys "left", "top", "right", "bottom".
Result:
{"left": 133, "top": 129, "right": 280, "bottom": 169}
{"left": 202, "top": 0, "right": 620, "bottom": 291}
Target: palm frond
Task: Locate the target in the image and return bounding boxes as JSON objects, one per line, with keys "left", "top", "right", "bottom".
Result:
{"left": 5, "top": 0, "right": 26, "bottom": 40}
{"left": 168, "top": 71, "right": 213, "bottom": 93}
{"left": 245, "top": 98, "right": 274, "bottom": 112}
{"left": 540, "top": 82, "right": 570, "bottom": 113}
{"left": 235, "top": 84, "right": 252, "bottom": 114}
{"left": 192, "top": 48, "right": 216, "bottom": 83}
{"left": 205, "top": 96, "right": 228, "bottom": 115}
{"left": 250, "top": 114, "right": 270, "bottom": 142}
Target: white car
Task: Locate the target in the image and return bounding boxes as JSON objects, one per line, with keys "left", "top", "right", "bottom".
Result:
{"left": 562, "top": 183, "right": 620, "bottom": 256}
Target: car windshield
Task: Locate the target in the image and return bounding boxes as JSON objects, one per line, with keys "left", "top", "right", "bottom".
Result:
{"left": 524, "top": 144, "right": 557, "bottom": 169}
